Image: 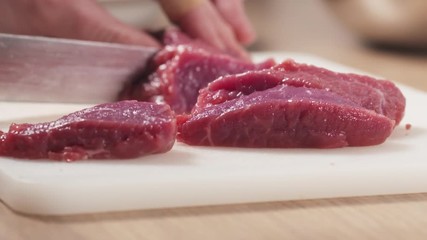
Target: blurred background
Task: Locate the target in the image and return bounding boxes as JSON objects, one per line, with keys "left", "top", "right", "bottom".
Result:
{"left": 100, "top": 0, "right": 427, "bottom": 91}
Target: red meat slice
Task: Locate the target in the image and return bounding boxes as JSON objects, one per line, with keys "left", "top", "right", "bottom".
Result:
{"left": 0, "top": 101, "right": 176, "bottom": 161}
{"left": 123, "top": 45, "right": 275, "bottom": 114}
{"left": 120, "top": 28, "right": 276, "bottom": 114}
{"left": 273, "top": 60, "right": 406, "bottom": 124}
{"left": 177, "top": 60, "right": 405, "bottom": 148}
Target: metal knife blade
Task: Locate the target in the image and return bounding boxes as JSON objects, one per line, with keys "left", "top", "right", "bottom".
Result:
{"left": 0, "top": 33, "right": 158, "bottom": 104}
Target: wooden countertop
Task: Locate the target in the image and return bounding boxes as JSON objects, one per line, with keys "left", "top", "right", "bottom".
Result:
{"left": 1, "top": 1, "right": 427, "bottom": 239}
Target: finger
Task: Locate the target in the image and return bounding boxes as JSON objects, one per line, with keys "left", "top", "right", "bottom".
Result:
{"left": 157, "top": 0, "right": 204, "bottom": 22}
{"left": 63, "top": 0, "right": 162, "bottom": 47}
{"left": 79, "top": 19, "right": 161, "bottom": 47}
{"left": 213, "top": 20, "right": 251, "bottom": 59}
{"left": 8, "top": 0, "right": 161, "bottom": 47}
{"left": 175, "top": 1, "right": 250, "bottom": 59}
{"left": 212, "top": 0, "right": 256, "bottom": 45}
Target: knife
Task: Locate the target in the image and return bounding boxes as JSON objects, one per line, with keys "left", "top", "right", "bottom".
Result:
{"left": 0, "top": 33, "right": 158, "bottom": 104}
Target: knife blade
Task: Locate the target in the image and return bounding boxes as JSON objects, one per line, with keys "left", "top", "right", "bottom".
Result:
{"left": 0, "top": 33, "right": 158, "bottom": 104}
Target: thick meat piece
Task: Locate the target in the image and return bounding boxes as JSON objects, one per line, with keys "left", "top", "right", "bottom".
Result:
{"left": 119, "top": 28, "right": 275, "bottom": 114}
{"left": 198, "top": 60, "right": 405, "bottom": 124}
{"left": 178, "top": 86, "right": 394, "bottom": 148}
{"left": 124, "top": 45, "right": 275, "bottom": 114}
{"left": 177, "top": 60, "right": 405, "bottom": 148}
{"left": 273, "top": 60, "right": 406, "bottom": 124}
{"left": 0, "top": 101, "right": 176, "bottom": 161}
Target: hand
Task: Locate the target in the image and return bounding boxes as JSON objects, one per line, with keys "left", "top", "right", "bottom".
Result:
{"left": 0, "top": 0, "right": 255, "bottom": 58}
{"left": 0, "top": 0, "right": 161, "bottom": 47}
{"left": 159, "top": 0, "right": 256, "bottom": 59}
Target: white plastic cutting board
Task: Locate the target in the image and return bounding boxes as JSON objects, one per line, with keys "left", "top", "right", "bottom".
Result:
{"left": 0, "top": 53, "right": 426, "bottom": 216}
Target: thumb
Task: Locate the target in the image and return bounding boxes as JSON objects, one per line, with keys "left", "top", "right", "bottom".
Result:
{"left": 73, "top": 2, "right": 161, "bottom": 47}
{"left": 27, "top": 0, "right": 161, "bottom": 47}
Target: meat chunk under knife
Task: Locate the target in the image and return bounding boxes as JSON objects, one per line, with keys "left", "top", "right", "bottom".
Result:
{"left": 120, "top": 28, "right": 275, "bottom": 114}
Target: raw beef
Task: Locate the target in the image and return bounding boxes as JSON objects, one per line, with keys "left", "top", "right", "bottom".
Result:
{"left": 272, "top": 60, "right": 406, "bottom": 124}
{"left": 0, "top": 101, "right": 176, "bottom": 161}
{"left": 177, "top": 60, "right": 405, "bottom": 148}
{"left": 120, "top": 28, "right": 276, "bottom": 114}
